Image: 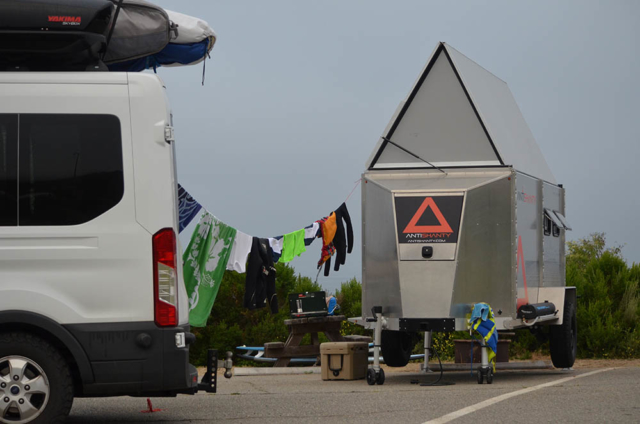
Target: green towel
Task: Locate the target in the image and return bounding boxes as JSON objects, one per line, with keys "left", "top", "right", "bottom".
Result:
{"left": 279, "top": 228, "right": 306, "bottom": 263}
{"left": 183, "top": 212, "right": 236, "bottom": 327}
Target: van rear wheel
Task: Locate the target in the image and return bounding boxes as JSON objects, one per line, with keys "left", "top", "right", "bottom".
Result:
{"left": 549, "top": 295, "right": 577, "bottom": 369}
{"left": 380, "top": 330, "right": 413, "bottom": 367}
{"left": 0, "top": 333, "right": 73, "bottom": 424}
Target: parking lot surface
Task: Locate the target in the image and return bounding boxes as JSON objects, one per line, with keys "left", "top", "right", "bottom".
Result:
{"left": 68, "top": 365, "right": 640, "bottom": 423}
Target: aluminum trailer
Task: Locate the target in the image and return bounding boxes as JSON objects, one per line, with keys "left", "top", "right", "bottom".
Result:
{"left": 356, "top": 43, "right": 575, "bottom": 374}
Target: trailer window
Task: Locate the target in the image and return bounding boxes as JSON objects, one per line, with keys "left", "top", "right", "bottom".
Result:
{"left": 0, "top": 115, "right": 18, "bottom": 226}
{"left": 543, "top": 214, "right": 551, "bottom": 236}
{"left": 18, "top": 114, "right": 123, "bottom": 226}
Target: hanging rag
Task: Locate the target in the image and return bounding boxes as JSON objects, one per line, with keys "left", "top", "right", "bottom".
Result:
{"left": 268, "top": 236, "right": 284, "bottom": 263}
{"left": 470, "top": 303, "right": 492, "bottom": 323}
{"left": 244, "top": 237, "right": 278, "bottom": 313}
{"left": 226, "top": 230, "right": 252, "bottom": 273}
{"left": 317, "top": 213, "right": 338, "bottom": 277}
{"left": 183, "top": 212, "right": 236, "bottom": 327}
{"left": 304, "top": 222, "right": 320, "bottom": 246}
{"left": 469, "top": 302, "right": 498, "bottom": 371}
{"left": 279, "top": 228, "right": 306, "bottom": 263}
{"left": 177, "top": 184, "right": 202, "bottom": 233}
{"left": 333, "top": 202, "right": 354, "bottom": 272}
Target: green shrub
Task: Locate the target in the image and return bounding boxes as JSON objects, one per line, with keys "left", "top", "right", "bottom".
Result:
{"left": 568, "top": 233, "right": 640, "bottom": 359}
{"left": 335, "top": 277, "right": 371, "bottom": 337}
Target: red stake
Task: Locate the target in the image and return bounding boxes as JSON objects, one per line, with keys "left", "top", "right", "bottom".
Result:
{"left": 140, "top": 398, "right": 163, "bottom": 413}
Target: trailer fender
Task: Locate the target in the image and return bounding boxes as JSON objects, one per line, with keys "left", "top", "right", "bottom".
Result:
{"left": 537, "top": 287, "right": 576, "bottom": 326}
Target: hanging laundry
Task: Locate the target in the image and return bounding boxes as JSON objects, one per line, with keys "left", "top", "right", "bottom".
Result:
{"left": 226, "top": 230, "right": 252, "bottom": 273}
{"left": 183, "top": 212, "right": 236, "bottom": 327}
{"left": 177, "top": 184, "right": 202, "bottom": 233}
{"left": 268, "top": 236, "right": 283, "bottom": 263}
{"left": 280, "top": 228, "right": 307, "bottom": 263}
{"left": 469, "top": 302, "right": 499, "bottom": 372}
{"left": 245, "top": 237, "right": 278, "bottom": 313}
{"left": 317, "top": 212, "right": 338, "bottom": 277}
{"left": 304, "top": 222, "right": 320, "bottom": 246}
{"left": 333, "top": 202, "right": 354, "bottom": 272}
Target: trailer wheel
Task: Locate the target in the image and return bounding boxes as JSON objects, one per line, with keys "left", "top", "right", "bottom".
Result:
{"left": 366, "top": 368, "right": 376, "bottom": 386}
{"left": 549, "top": 294, "right": 577, "bottom": 369}
{"left": 376, "top": 369, "right": 385, "bottom": 385}
{"left": 380, "top": 330, "right": 413, "bottom": 367}
{"left": 476, "top": 369, "right": 483, "bottom": 384}
{"left": 486, "top": 369, "right": 494, "bottom": 384}
{"left": 0, "top": 332, "right": 74, "bottom": 424}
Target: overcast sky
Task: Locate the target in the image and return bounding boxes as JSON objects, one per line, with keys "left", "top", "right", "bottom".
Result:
{"left": 154, "top": 0, "right": 639, "bottom": 293}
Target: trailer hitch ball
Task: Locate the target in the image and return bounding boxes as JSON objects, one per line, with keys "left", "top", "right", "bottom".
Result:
{"left": 224, "top": 351, "right": 233, "bottom": 379}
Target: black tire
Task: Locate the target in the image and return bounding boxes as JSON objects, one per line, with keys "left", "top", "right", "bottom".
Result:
{"left": 380, "top": 330, "right": 413, "bottom": 367}
{"left": 376, "top": 369, "right": 385, "bottom": 385}
{"left": 366, "top": 368, "right": 376, "bottom": 386}
{"left": 486, "top": 369, "right": 494, "bottom": 384}
{"left": 0, "top": 332, "right": 74, "bottom": 424}
{"left": 476, "top": 369, "right": 483, "bottom": 384}
{"left": 549, "top": 294, "right": 578, "bottom": 369}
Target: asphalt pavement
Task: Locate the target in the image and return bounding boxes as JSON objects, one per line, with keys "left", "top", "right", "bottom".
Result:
{"left": 68, "top": 366, "right": 640, "bottom": 423}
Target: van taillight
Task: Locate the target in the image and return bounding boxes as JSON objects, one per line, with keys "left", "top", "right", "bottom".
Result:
{"left": 153, "top": 228, "right": 178, "bottom": 327}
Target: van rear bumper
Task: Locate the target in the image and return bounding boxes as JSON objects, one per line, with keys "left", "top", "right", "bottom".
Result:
{"left": 64, "top": 322, "right": 198, "bottom": 397}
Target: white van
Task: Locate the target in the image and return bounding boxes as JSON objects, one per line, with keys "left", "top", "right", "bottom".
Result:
{"left": 0, "top": 72, "right": 197, "bottom": 423}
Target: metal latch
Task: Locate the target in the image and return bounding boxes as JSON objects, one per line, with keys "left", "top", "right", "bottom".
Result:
{"left": 164, "top": 126, "right": 175, "bottom": 143}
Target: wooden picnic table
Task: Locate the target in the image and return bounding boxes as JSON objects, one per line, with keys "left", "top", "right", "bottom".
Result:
{"left": 264, "top": 315, "right": 370, "bottom": 367}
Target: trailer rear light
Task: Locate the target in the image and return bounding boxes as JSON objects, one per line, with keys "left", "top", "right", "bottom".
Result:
{"left": 153, "top": 228, "right": 178, "bottom": 327}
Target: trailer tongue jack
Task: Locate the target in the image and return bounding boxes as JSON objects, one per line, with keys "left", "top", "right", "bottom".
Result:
{"left": 366, "top": 306, "right": 385, "bottom": 385}
{"left": 474, "top": 337, "right": 494, "bottom": 385}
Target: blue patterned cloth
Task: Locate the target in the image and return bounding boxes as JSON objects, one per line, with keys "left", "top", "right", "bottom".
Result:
{"left": 470, "top": 302, "right": 498, "bottom": 371}
{"left": 178, "top": 184, "right": 202, "bottom": 233}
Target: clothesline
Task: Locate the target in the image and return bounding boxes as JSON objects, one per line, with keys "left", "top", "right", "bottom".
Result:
{"left": 177, "top": 184, "right": 356, "bottom": 327}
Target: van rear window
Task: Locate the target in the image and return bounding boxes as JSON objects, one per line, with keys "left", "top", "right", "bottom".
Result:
{"left": 0, "top": 114, "right": 124, "bottom": 226}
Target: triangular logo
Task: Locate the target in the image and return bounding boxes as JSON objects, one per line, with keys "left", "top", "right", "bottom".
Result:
{"left": 403, "top": 197, "right": 453, "bottom": 233}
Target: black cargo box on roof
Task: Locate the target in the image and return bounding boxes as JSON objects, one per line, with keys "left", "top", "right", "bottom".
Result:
{"left": 0, "top": 0, "right": 179, "bottom": 72}
{"left": 0, "top": 0, "right": 113, "bottom": 71}
{"left": 0, "top": 0, "right": 113, "bottom": 33}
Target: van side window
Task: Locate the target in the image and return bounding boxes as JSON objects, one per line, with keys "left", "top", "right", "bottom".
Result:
{"left": 18, "top": 114, "right": 124, "bottom": 226}
{"left": 0, "top": 115, "right": 19, "bottom": 226}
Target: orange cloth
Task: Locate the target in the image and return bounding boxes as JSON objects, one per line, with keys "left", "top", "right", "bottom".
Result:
{"left": 317, "top": 213, "right": 338, "bottom": 268}
{"left": 322, "top": 212, "right": 337, "bottom": 246}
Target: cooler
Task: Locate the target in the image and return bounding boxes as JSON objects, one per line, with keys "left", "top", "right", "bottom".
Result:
{"left": 320, "top": 342, "right": 368, "bottom": 380}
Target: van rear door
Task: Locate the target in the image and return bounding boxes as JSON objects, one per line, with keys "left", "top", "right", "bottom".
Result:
{"left": 127, "top": 74, "right": 190, "bottom": 326}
